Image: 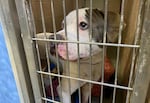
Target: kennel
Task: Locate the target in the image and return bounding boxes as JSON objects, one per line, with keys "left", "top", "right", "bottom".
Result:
{"left": 0, "top": 0, "right": 149, "bottom": 103}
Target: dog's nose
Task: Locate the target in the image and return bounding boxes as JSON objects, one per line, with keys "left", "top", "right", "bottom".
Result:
{"left": 49, "top": 34, "right": 64, "bottom": 55}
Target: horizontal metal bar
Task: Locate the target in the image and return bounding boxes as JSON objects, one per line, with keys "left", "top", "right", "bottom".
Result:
{"left": 32, "top": 38, "right": 140, "bottom": 48}
{"left": 37, "top": 71, "right": 133, "bottom": 91}
{"left": 41, "top": 97, "right": 60, "bottom": 103}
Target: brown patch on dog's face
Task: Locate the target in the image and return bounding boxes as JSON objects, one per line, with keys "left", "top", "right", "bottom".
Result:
{"left": 85, "top": 9, "right": 125, "bottom": 43}
{"left": 85, "top": 9, "right": 104, "bottom": 44}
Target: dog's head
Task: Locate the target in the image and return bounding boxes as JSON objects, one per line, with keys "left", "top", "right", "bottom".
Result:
{"left": 50, "top": 8, "right": 125, "bottom": 61}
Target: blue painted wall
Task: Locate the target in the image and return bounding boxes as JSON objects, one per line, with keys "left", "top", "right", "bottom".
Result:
{"left": 0, "top": 24, "right": 20, "bottom": 103}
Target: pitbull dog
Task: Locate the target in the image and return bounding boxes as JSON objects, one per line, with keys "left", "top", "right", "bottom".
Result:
{"left": 37, "top": 8, "right": 125, "bottom": 103}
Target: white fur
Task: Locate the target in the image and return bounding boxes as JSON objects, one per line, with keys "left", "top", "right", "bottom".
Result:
{"left": 57, "top": 8, "right": 102, "bottom": 61}
{"left": 37, "top": 8, "right": 121, "bottom": 103}
{"left": 36, "top": 8, "right": 103, "bottom": 103}
{"left": 56, "top": 8, "right": 103, "bottom": 103}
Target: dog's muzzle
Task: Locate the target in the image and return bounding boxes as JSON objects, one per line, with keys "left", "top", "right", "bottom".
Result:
{"left": 49, "top": 34, "right": 64, "bottom": 55}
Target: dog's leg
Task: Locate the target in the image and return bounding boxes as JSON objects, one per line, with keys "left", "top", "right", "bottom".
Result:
{"left": 81, "top": 83, "right": 92, "bottom": 103}
{"left": 57, "top": 85, "right": 71, "bottom": 103}
{"left": 57, "top": 78, "right": 84, "bottom": 103}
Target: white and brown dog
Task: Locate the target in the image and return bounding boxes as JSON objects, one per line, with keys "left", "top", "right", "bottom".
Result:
{"left": 37, "top": 8, "right": 125, "bottom": 103}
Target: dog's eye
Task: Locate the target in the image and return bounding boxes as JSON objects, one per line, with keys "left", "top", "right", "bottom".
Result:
{"left": 79, "top": 22, "right": 88, "bottom": 30}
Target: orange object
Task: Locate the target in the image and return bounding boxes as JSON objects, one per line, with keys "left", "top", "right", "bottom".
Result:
{"left": 92, "top": 57, "right": 115, "bottom": 96}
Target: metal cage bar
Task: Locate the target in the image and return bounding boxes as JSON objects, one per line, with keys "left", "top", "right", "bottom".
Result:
{"left": 125, "top": 0, "right": 145, "bottom": 102}
{"left": 38, "top": 0, "right": 54, "bottom": 102}
{"left": 37, "top": 71, "right": 133, "bottom": 91}
{"left": 1, "top": 0, "right": 149, "bottom": 103}
{"left": 75, "top": 0, "right": 82, "bottom": 103}
{"left": 130, "top": 0, "right": 150, "bottom": 102}
{"left": 14, "top": 0, "right": 44, "bottom": 102}
{"left": 89, "top": 0, "right": 93, "bottom": 103}
{"left": 28, "top": 0, "right": 47, "bottom": 101}
{"left": 100, "top": 0, "right": 108, "bottom": 102}
{"left": 112, "top": 0, "right": 125, "bottom": 102}
{"left": 50, "top": 0, "right": 64, "bottom": 102}
{"left": 62, "top": 0, "right": 72, "bottom": 103}
{"left": 0, "top": 0, "right": 35, "bottom": 103}
{"left": 32, "top": 38, "right": 140, "bottom": 48}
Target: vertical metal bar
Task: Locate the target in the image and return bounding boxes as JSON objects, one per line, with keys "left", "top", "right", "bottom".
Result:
{"left": 112, "top": 0, "right": 125, "bottom": 103}
{"left": 125, "top": 45, "right": 136, "bottom": 103}
{"left": 35, "top": 41, "right": 47, "bottom": 98}
{"left": 39, "top": 0, "right": 54, "bottom": 102}
{"left": 89, "top": 0, "right": 93, "bottom": 103}
{"left": 62, "top": 0, "right": 72, "bottom": 102}
{"left": 50, "top": 0, "right": 63, "bottom": 102}
{"left": 14, "top": 0, "right": 44, "bottom": 102}
{"left": 100, "top": 0, "right": 108, "bottom": 103}
{"left": 28, "top": 0, "right": 47, "bottom": 100}
{"left": 39, "top": 0, "right": 46, "bottom": 34}
{"left": 130, "top": 0, "right": 150, "bottom": 103}
{"left": 29, "top": 0, "right": 36, "bottom": 38}
{"left": 125, "top": 0, "right": 145, "bottom": 102}
{"left": 76, "top": 0, "right": 81, "bottom": 103}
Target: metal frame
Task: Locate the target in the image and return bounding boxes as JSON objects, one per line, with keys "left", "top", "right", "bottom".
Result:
{"left": 30, "top": 0, "right": 141, "bottom": 103}
{"left": 0, "top": 0, "right": 35, "bottom": 103}
{"left": 0, "top": 0, "right": 149, "bottom": 103}
{"left": 130, "top": 0, "right": 150, "bottom": 102}
{"left": 14, "top": 0, "right": 44, "bottom": 103}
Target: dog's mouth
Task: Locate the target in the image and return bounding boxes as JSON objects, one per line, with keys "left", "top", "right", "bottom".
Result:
{"left": 49, "top": 34, "right": 78, "bottom": 61}
{"left": 49, "top": 34, "right": 64, "bottom": 55}
{"left": 49, "top": 34, "right": 97, "bottom": 61}
{"left": 50, "top": 42, "right": 85, "bottom": 61}
{"left": 57, "top": 43, "right": 79, "bottom": 61}
{"left": 57, "top": 43, "right": 67, "bottom": 59}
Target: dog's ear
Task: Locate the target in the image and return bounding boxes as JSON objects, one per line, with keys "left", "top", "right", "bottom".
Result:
{"left": 106, "top": 11, "right": 126, "bottom": 42}
{"left": 85, "top": 9, "right": 104, "bottom": 43}
{"left": 85, "top": 9, "right": 126, "bottom": 43}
